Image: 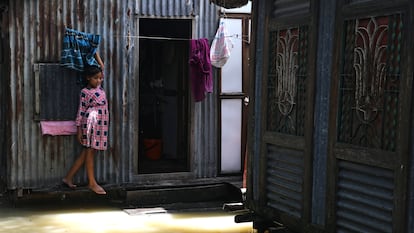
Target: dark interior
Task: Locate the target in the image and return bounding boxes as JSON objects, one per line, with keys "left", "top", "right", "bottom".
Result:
{"left": 138, "top": 18, "right": 191, "bottom": 174}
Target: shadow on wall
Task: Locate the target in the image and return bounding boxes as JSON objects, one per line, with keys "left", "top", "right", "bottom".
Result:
{"left": 0, "top": 3, "right": 9, "bottom": 194}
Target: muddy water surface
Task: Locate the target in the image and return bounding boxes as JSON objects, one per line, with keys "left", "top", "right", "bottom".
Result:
{"left": 0, "top": 200, "right": 253, "bottom": 233}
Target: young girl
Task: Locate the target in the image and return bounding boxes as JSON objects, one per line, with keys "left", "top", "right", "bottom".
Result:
{"left": 63, "top": 65, "right": 109, "bottom": 195}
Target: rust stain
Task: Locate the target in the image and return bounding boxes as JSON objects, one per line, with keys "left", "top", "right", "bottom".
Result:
{"left": 126, "top": 30, "right": 130, "bottom": 50}
{"left": 77, "top": 0, "right": 85, "bottom": 23}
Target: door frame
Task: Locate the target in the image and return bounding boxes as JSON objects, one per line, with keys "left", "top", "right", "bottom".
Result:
{"left": 0, "top": 2, "right": 9, "bottom": 192}
{"left": 217, "top": 13, "right": 251, "bottom": 175}
{"left": 135, "top": 17, "right": 193, "bottom": 176}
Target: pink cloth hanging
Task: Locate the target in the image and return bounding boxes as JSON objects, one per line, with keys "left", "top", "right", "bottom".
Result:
{"left": 40, "top": 121, "right": 77, "bottom": 136}
{"left": 189, "top": 38, "right": 213, "bottom": 102}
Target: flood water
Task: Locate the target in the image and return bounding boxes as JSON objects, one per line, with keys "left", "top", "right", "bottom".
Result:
{"left": 0, "top": 198, "right": 253, "bottom": 233}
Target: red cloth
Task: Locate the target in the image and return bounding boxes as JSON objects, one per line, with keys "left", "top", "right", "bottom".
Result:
{"left": 189, "top": 38, "right": 213, "bottom": 102}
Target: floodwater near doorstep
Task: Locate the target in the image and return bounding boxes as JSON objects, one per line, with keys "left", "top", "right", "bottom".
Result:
{"left": 0, "top": 202, "right": 253, "bottom": 233}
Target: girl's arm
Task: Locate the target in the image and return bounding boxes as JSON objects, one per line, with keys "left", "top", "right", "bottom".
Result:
{"left": 75, "top": 90, "right": 88, "bottom": 127}
{"left": 95, "top": 52, "right": 104, "bottom": 70}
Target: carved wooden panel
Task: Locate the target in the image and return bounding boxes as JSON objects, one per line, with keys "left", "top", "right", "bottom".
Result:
{"left": 337, "top": 15, "right": 402, "bottom": 151}
{"left": 267, "top": 26, "right": 309, "bottom": 136}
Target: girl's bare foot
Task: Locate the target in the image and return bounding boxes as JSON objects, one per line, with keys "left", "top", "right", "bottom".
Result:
{"left": 89, "top": 184, "right": 106, "bottom": 195}
{"left": 62, "top": 178, "right": 77, "bottom": 189}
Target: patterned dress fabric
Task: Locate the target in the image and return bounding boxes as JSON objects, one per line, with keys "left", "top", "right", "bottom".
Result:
{"left": 60, "top": 28, "right": 101, "bottom": 72}
{"left": 75, "top": 86, "right": 109, "bottom": 150}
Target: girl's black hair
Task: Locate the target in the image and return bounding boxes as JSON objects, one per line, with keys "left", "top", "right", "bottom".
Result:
{"left": 83, "top": 65, "right": 102, "bottom": 77}
{"left": 78, "top": 65, "right": 102, "bottom": 87}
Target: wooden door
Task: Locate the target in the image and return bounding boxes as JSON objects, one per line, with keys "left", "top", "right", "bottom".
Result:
{"left": 327, "top": 1, "right": 413, "bottom": 232}
{"left": 255, "top": 0, "right": 317, "bottom": 231}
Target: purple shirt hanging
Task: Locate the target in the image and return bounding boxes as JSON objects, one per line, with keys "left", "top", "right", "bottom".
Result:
{"left": 189, "top": 38, "right": 213, "bottom": 102}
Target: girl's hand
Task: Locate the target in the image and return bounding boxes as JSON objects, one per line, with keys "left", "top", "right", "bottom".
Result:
{"left": 95, "top": 52, "right": 104, "bottom": 71}
{"left": 77, "top": 128, "right": 82, "bottom": 144}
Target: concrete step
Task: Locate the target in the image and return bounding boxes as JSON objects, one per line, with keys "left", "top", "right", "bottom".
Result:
{"left": 125, "top": 182, "right": 242, "bottom": 206}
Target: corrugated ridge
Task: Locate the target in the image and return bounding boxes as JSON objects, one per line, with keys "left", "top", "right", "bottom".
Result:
{"left": 265, "top": 145, "right": 304, "bottom": 218}
{"left": 272, "top": 0, "right": 310, "bottom": 18}
{"left": 336, "top": 160, "right": 394, "bottom": 233}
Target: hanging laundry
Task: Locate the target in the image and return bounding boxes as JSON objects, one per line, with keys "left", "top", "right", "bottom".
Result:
{"left": 60, "top": 28, "right": 101, "bottom": 72}
{"left": 189, "top": 38, "right": 213, "bottom": 102}
{"left": 210, "top": 18, "right": 233, "bottom": 68}
{"left": 40, "top": 121, "right": 77, "bottom": 136}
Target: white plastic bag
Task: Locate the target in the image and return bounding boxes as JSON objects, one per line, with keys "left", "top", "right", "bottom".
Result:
{"left": 210, "top": 18, "right": 233, "bottom": 68}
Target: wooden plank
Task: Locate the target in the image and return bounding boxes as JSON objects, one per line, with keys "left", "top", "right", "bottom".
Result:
{"left": 125, "top": 183, "right": 242, "bottom": 205}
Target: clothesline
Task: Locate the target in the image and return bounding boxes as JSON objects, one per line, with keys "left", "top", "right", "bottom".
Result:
{"left": 113, "top": 34, "right": 250, "bottom": 43}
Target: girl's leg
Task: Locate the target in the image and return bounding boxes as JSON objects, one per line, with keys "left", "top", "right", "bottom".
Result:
{"left": 62, "top": 149, "right": 87, "bottom": 188}
{"left": 85, "top": 148, "right": 106, "bottom": 194}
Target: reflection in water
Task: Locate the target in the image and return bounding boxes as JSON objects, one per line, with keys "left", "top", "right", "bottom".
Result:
{"left": 0, "top": 204, "right": 253, "bottom": 233}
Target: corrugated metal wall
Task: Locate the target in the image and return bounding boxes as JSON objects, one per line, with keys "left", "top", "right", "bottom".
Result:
{"left": 4, "top": 0, "right": 219, "bottom": 190}
{"left": 139, "top": 0, "right": 194, "bottom": 16}
{"left": 272, "top": 0, "right": 310, "bottom": 18}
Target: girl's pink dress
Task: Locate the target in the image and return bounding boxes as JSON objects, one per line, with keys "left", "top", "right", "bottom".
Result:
{"left": 75, "top": 86, "right": 109, "bottom": 150}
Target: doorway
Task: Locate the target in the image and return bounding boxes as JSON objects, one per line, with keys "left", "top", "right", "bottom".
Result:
{"left": 218, "top": 15, "right": 251, "bottom": 175}
{"left": 138, "top": 18, "right": 191, "bottom": 174}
